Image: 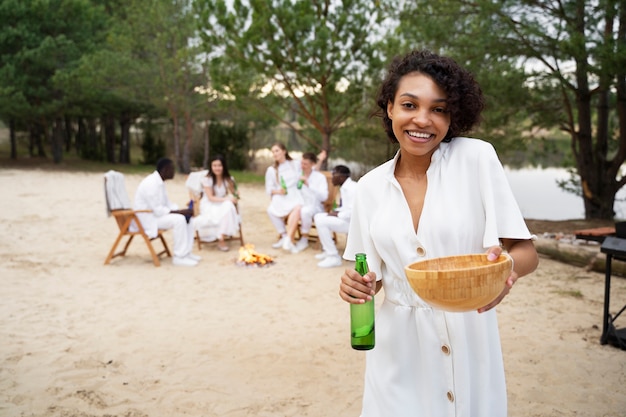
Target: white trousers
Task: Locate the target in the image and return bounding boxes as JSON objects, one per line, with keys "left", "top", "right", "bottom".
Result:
{"left": 313, "top": 213, "right": 350, "bottom": 256}
{"left": 156, "top": 213, "right": 194, "bottom": 258}
{"left": 300, "top": 205, "right": 322, "bottom": 234}
{"left": 267, "top": 209, "right": 287, "bottom": 236}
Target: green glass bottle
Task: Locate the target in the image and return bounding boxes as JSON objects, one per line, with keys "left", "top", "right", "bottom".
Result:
{"left": 351, "top": 253, "right": 375, "bottom": 350}
{"left": 280, "top": 176, "right": 288, "bottom": 194}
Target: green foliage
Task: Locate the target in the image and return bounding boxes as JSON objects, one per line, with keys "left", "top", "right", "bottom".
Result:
{"left": 330, "top": 111, "right": 398, "bottom": 171}
{"left": 392, "top": 1, "right": 534, "bottom": 152}
{"left": 393, "top": 0, "right": 626, "bottom": 219}
{"left": 141, "top": 127, "right": 166, "bottom": 166}
{"left": 0, "top": 0, "right": 109, "bottom": 121}
{"left": 195, "top": 0, "right": 389, "bottom": 155}
{"left": 192, "top": 122, "right": 250, "bottom": 170}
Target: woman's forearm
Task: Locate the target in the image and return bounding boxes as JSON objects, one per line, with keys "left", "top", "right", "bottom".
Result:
{"left": 503, "top": 239, "right": 539, "bottom": 278}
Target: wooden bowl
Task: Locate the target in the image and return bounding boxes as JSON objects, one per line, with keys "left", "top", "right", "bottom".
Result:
{"left": 404, "top": 254, "right": 512, "bottom": 312}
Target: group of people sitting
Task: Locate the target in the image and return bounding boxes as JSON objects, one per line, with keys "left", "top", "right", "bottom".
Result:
{"left": 132, "top": 155, "right": 241, "bottom": 267}
{"left": 265, "top": 142, "right": 356, "bottom": 268}
{"left": 133, "top": 143, "right": 355, "bottom": 268}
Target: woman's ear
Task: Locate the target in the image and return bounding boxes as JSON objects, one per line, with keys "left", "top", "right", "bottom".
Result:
{"left": 387, "top": 100, "right": 393, "bottom": 119}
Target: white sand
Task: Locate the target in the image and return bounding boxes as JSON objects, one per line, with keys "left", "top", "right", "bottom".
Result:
{"left": 1, "top": 168, "right": 625, "bottom": 417}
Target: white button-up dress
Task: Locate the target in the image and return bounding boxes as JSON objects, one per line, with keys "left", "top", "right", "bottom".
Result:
{"left": 344, "top": 138, "right": 532, "bottom": 417}
{"left": 265, "top": 159, "right": 304, "bottom": 217}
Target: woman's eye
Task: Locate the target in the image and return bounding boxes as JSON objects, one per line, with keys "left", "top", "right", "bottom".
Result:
{"left": 401, "top": 102, "right": 415, "bottom": 109}
{"left": 433, "top": 107, "right": 447, "bottom": 113}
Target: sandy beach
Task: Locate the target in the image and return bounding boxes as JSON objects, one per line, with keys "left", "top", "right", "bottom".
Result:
{"left": 1, "top": 167, "right": 625, "bottom": 417}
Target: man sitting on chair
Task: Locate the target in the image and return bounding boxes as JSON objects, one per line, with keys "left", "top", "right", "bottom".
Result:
{"left": 294, "top": 152, "right": 329, "bottom": 252}
{"left": 313, "top": 165, "right": 357, "bottom": 268}
{"left": 133, "top": 158, "right": 201, "bottom": 267}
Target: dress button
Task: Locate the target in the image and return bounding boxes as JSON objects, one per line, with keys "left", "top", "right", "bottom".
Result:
{"left": 447, "top": 391, "right": 454, "bottom": 402}
{"left": 416, "top": 246, "right": 426, "bottom": 256}
{"left": 441, "top": 344, "right": 450, "bottom": 355}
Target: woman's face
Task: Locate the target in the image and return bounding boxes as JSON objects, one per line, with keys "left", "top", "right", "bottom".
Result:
{"left": 387, "top": 72, "right": 451, "bottom": 158}
{"left": 211, "top": 159, "right": 224, "bottom": 176}
{"left": 271, "top": 145, "right": 286, "bottom": 162}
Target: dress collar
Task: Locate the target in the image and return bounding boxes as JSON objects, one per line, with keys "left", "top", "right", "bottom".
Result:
{"left": 382, "top": 140, "right": 455, "bottom": 187}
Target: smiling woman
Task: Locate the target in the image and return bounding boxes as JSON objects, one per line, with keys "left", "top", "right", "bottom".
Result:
{"left": 339, "top": 49, "right": 539, "bottom": 417}
{"left": 387, "top": 73, "right": 451, "bottom": 163}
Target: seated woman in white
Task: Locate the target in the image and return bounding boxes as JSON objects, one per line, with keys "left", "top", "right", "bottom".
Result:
{"left": 265, "top": 142, "right": 304, "bottom": 252}
{"left": 194, "top": 154, "right": 240, "bottom": 252}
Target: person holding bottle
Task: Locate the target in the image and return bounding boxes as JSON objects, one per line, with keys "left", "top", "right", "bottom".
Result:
{"left": 293, "top": 151, "right": 329, "bottom": 252}
{"left": 194, "top": 154, "right": 240, "bottom": 252}
{"left": 265, "top": 142, "right": 304, "bottom": 252}
{"left": 339, "top": 50, "right": 539, "bottom": 416}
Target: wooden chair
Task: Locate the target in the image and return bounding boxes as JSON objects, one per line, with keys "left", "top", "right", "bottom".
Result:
{"left": 284, "top": 171, "right": 337, "bottom": 245}
{"left": 185, "top": 170, "right": 245, "bottom": 250}
{"left": 104, "top": 171, "right": 171, "bottom": 266}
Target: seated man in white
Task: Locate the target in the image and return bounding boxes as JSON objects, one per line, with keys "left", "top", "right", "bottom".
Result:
{"left": 294, "top": 151, "right": 329, "bottom": 252}
{"left": 133, "top": 158, "right": 200, "bottom": 267}
{"left": 313, "top": 165, "right": 357, "bottom": 268}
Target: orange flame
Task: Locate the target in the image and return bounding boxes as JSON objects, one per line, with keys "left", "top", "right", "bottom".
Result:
{"left": 237, "top": 244, "right": 274, "bottom": 266}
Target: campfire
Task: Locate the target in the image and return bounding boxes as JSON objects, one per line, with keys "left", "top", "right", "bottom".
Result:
{"left": 237, "top": 244, "right": 274, "bottom": 267}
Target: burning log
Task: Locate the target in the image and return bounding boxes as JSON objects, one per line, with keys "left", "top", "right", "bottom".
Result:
{"left": 237, "top": 244, "right": 274, "bottom": 267}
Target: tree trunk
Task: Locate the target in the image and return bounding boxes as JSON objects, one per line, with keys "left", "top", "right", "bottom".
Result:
{"left": 51, "top": 117, "right": 64, "bottom": 164}
{"left": 533, "top": 237, "right": 626, "bottom": 276}
{"left": 64, "top": 115, "right": 73, "bottom": 153}
{"left": 29, "top": 122, "right": 46, "bottom": 157}
{"left": 9, "top": 118, "right": 16, "bottom": 159}
{"left": 76, "top": 117, "right": 85, "bottom": 156}
{"left": 182, "top": 111, "right": 193, "bottom": 173}
{"left": 103, "top": 115, "right": 116, "bottom": 163}
{"left": 84, "top": 117, "right": 101, "bottom": 161}
{"left": 572, "top": 0, "right": 615, "bottom": 220}
{"left": 170, "top": 110, "right": 182, "bottom": 173}
{"left": 203, "top": 119, "right": 209, "bottom": 169}
{"left": 118, "top": 112, "right": 132, "bottom": 164}
{"left": 321, "top": 131, "right": 331, "bottom": 171}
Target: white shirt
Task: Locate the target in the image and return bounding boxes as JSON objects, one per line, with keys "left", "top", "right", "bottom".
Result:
{"left": 336, "top": 177, "right": 357, "bottom": 221}
{"left": 299, "top": 169, "right": 328, "bottom": 213}
{"left": 344, "top": 137, "right": 532, "bottom": 417}
{"left": 132, "top": 171, "right": 178, "bottom": 238}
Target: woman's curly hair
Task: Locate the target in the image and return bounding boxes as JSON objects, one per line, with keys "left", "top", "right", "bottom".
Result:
{"left": 374, "top": 50, "right": 485, "bottom": 143}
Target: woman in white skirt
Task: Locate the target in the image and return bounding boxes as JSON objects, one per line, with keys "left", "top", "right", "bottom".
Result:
{"left": 265, "top": 142, "right": 304, "bottom": 252}
{"left": 195, "top": 154, "right": 240, "bottom": 252}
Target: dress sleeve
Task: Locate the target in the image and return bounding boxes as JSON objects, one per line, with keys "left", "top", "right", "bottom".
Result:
{"left": 343, "top": 178, "right": 384, "bottom": 280}
{"left": 201, "top": 176, "right": 213, "bottom": 188}
{"left": 265, "top": 167, "right": 277, "bottom": 197}
{"left": 479, "top": 143, "right": 532, "bottom": 247}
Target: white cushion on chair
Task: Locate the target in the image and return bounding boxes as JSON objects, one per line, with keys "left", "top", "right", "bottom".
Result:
{"left": 104, "top": 170, "right": 131, "bottom": 215}
{"left": 185, "top": 170, "right": 209, "bottom": 197}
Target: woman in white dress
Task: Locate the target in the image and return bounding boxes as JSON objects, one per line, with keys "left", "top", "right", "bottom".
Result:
{"left": 339, "top": 50, "right": 539, "bottom": 416}
{"left": 265, "top": 142, "right": 304, "bottom": 252}
{"left": 194, "top": 155, "right": 240, "bottom": 252}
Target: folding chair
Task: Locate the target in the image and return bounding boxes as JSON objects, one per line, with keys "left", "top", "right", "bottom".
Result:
{"left": 103, "top": 170, "right": 171, "bottom": 266}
